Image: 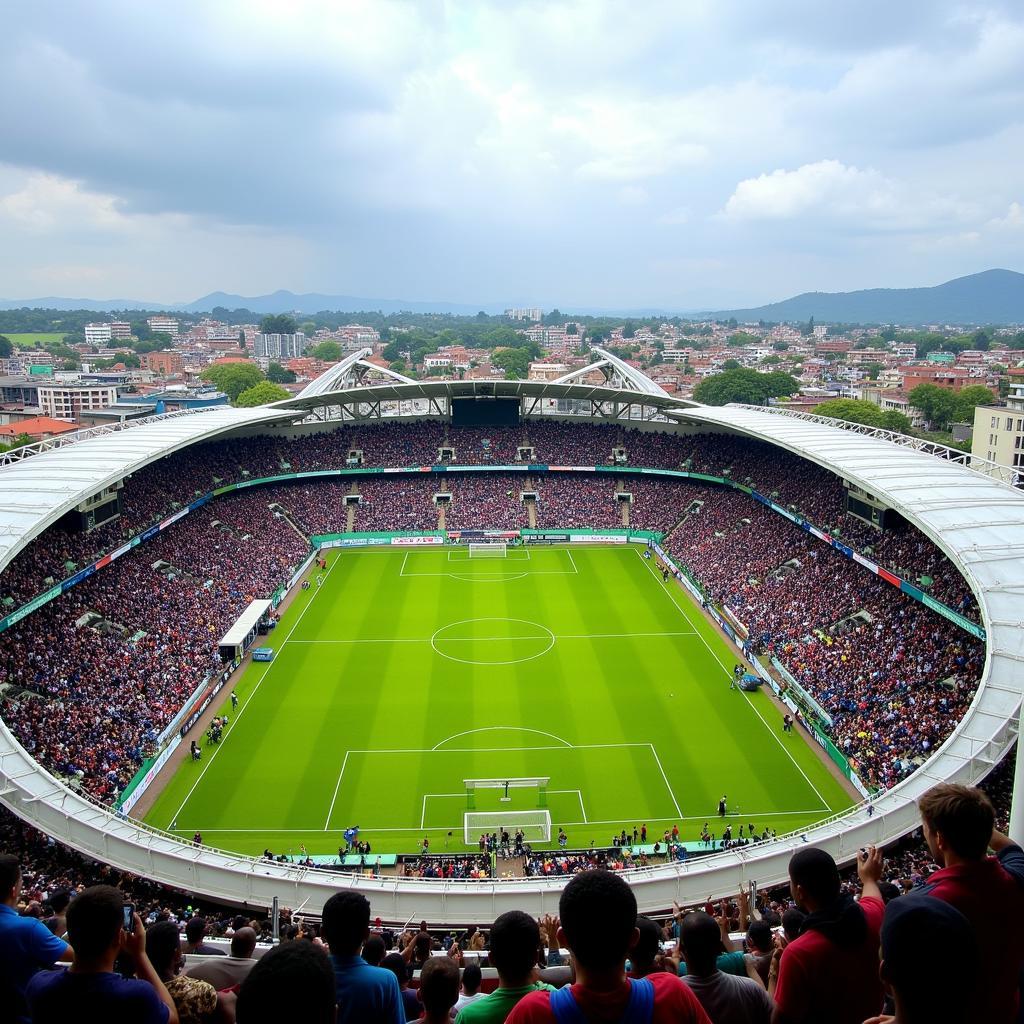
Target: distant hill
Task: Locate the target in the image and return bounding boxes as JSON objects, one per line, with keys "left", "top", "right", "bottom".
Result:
{"left": 0, "top": 296, "right": 168, "bottom": 312}
{"left": 709, "top": 269, "right": 1024, "bottom": 325}
{"left": 183, "top": 290, "right": 499, "bottom": 316}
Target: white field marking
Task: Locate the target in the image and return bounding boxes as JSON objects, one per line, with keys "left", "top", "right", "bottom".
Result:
{"left": 567, "top": 549, "right": 579, "bottom": 574}
{"left": 400, "top": 551, "right": 410, "bottom": 577}
{"left": 400, "top": 569, "right": 572, "bottom": 580}
{"left": 446, "top": 548, "right": 531, "bottom": 562}
{"left": 431, "top": 617, "right": 555, "bottom": 666}
{"left": 172, "top": 809, "right": 826, "bottom": 834}
{"left": 322, "top": 750, "right": 351, "bottom": 831}
{"left": 635, "top": 547, "right": 833, "bottom": 813}
{"left": 420, "top": 793, "right": 468, "bottom": 829}
{"left": 648, "top": 743, "right": 683, "bottom": 818}
{"left": 167, "top": 555, "right": 342, "bottom": 828}
{"left": 421, "top": 789, "right": 586, "bottom": 828}
{"left": 289, "top": 630, "right": 695, "bottom": 645}
{"left": 432, "top": 725, "right": 574, "bottom": 750}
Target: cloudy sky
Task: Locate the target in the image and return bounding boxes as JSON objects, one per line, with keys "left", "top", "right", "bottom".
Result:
{"left": 1, "top": 0, "right": 1022, "bottom": 310}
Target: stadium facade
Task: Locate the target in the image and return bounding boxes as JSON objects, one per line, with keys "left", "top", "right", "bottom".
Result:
{"left": 0, "top": 349, "right": 1019, "bottom": 922}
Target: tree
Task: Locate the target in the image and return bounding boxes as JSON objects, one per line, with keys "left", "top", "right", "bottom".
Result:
{"left": 865, "top": 362, "right": 884, "bottom": 381}
{"left": 971, "top": 329, "right": 991, "bottom": 351}
{"left": 722, "top": 358, "right": 741, "bottom": 370}
{"left": 622, "top": 320, "right": 636, "bottom": 339}
{"left": 201, "top": 362, "right": 265, "bottom": 401}
{"left": 565, "top": 322, "right": 578, "bottom": 335}
{"left": 0, "top": 432, "right": 31, "bottom": 453}
{"left": 908, "top": 382, "right": 960, "bottom": 430}
{"left": 814, "top": 398, "right": 911, "bottom": 433}
{"left": 235, "top": 381, "right": 291, "bottom": 407}
{"left": 727, "top": 331, "right": 759, "bottom": 347}
{"left": 953, "top": 384, "right": 996, "bottom": 423}
{"left": 692, "top": 368, "right": 800, "bottom": 406}
{"left": 259, "top": 314, "right": 298, "bottom": 335}
{"left": 492, "top": 347, "right": 532, "bottom": 379}
{"left": 267, "top": 362, "right": 297, "bottom": 384}
{"left": 0, "top": 335, "right": 11, "bottom": 358}
{"left": 310, "top": 340, "right": 342, "bottom": 362}
{"left": 773, "top": 341, "right": 789, "bottom": 351}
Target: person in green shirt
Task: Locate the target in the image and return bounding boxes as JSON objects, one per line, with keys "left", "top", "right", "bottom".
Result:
{"left": 455, "top": 911, "right": 555, "bottom": 1024}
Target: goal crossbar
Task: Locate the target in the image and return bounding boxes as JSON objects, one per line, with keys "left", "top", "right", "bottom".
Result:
{"left": 464, "top": 776, "right": 549, "bottom": 810}
{"left": 468, "top": 542, "right": 507, "bottom": 558}
{"left": 464, "top": 810, "right": 551, "bottom": 845}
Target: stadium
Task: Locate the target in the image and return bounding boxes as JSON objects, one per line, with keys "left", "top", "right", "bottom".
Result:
{"left": 0, "top": 348, "right": 1019, "bottom": 924}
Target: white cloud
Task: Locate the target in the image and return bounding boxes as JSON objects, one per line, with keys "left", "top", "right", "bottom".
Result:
{"left": 720, "top": 159, "right": 977, "bottom": 231}
{"left": 989, "top": 201, "right": 1024, "bottom": 230}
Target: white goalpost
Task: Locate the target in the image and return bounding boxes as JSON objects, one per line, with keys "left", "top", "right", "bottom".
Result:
{"left": 464, "top": 810, "right": 551, "bottom": 844}
{"left": 468, "top": 542, "right": 507, "bottom": 558}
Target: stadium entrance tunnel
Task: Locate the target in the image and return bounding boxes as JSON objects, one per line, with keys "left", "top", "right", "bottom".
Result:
{"left": 430, "top": 617, "right": 555, "bottom": 666}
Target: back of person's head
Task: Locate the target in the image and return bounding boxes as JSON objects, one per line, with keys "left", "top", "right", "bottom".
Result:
{"left": 49, "top": 891, "right": 71, "bottom": 915}
{"left": 418, "top": 956, "right": 460, "bottom": 1017}
{"left": 746, "top": 919, "right": 773, "bottom": 954}
{"left": 0, "top": 854, "right": 20, "bottom": 898}
{"left": 781, "top": 907, "right": 806, "bottom": 941}
{"left": 413, "top": 930, "right": 433, "bottom": 960}
{"left": 231, "top": 926, "right": 258, "bottom": 959}
{"left": 789, "top": 847, "right": 841, "bottom": 909}
{"left": 488, "top": 910, "right": 540, "bottom": 983}
{"left": 381, "top": 952, "right": 409, "bottom": 986}
{"left": 881, "top": 896, "right": 978, "bottom": 1022}
{"left": 185, "top": 916, "right": 208, "bottom": 945}
{"left": 66, "top": 885, "right": 124, "bottom": 961}
{"left": 321, "top": 891, "right": 370, "bottom": 955}
{"left": 461, "top": 962, "right": 482, "bottom": 994}
{"left": 146, "top": 920, "right": 182, "bottom": 977}
{"left": 630, "top": 917, "right": 664, "bottom": 975}
{"left": 362, "top": 933, "right": 386, "bottom": 966}
{"left": 918, "top": 784, "right": 995, "bottom": 860}
{"left": 236, "top": 940, "right": 336, "bottom": 1024}
{"left": 679, "top": 912, "right": 723, "bottom": 973}
{"left": 559, "top": 869, "right": 638, "bottom": 973}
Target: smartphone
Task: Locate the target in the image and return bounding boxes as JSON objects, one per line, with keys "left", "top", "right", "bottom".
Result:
{"left": 122, "top": 904, "right": 135, "bottom": 933}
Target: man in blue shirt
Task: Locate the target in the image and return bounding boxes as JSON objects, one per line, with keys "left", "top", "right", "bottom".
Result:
{"left": 0, "top": 854, "right": 74, "bottom": 1023}
{"left": 322, "top": 890, "right": 403, "bottom": 1023}
{"left": 26, "top": 884, "right": 177, "bottom": 1024}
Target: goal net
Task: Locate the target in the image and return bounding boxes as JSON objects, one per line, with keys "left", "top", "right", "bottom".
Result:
{"left": 464, "top": 810, "right": 551, "bottom": 845}
{"left": 468, "top": 542, "right": 507, "bottom": 558}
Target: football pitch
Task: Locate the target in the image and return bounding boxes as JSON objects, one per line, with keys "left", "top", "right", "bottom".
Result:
{"left": 146, "top": 546, "right": 853, "bottom": 855}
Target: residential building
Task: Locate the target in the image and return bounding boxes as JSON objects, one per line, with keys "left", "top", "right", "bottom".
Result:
{"left": 140, "top": 351, "right": 184, "bottom": 375}
{"left": 146, "top": 316, "right": 180, "bottom": 337}
{"left": 899, "top": 364, "right": 972, "bottom": 392}
{"left": 972, "top": 369, "right": 1024, "bottom": 469}
{"left": 109, "top": 321, "right": 133, "bottom": 340}
{"left": 254, "top": 332, "right": 306, "bottom": 359}
{"left": 528, "top": 362, "right": 570, "bottom": 381}
{"left": 0, "top": 416, "right": 80, "bottom": 442}
{"left": 84, "top": 323, "right": 112, "bottom": 345}
{"left": 37, "top": 383, "right": 118, "bottom": 420}
{"left": 504, "top": 307, "right": 543, "bottom": 321}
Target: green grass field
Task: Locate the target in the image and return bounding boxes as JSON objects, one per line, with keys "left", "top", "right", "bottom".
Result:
{"left": 1, "top": 332, "right": 67, "bottom": 346}
{"left": 145, "top": 546, "right": 853, "bottom": 855}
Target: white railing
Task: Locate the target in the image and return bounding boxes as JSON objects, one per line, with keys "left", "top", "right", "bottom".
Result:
{"left": 0, "top": 407, "right": 217, "bottom": 465}
{"left": 732, "top": 403, "right": 1022, "bottom": 487}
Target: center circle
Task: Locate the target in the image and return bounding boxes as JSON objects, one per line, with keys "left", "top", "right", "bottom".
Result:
{"left": 430, "top": 617, "right": 555, "bottom": 666}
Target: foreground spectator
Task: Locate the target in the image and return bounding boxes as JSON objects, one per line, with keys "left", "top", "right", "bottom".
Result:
{"left": 507, "top": 869, "right": 711, "bottom": 1023}
{"left": 147, "top": 920, "right": 219, "bottom": 1024}
{"left": 381, "top": 952, "right": 420, "bottom": 1021}
{"left": 321, "top": 891, "right": 403, "bottom": 1024}
{"left": 235, "top": 940, "right": 336, "bottom": 1024}
{"left": 916, "top": 783, "right": 1024, "bottom": 1022}
{"left": 26, "top": 885, "right": 178, "bottom": 1024}
{"left": 0, "top": 854, "right": 73, "bottom": 1023}
{"left": 186, "top": 925, "right": 258, "bottom": 988}
{"left": 771, "top": 846, "right": 884, "bottom": 1024}
{"left": 183, "top": 916, "right": 225, "bottom": 957}
{"left": 679, "top": 912, "right": 771, "bottom": 1024}
{"left": 450, "top": 961, "right": 485, "bottom": 1017}
{"left": 455, "top": 911, "right": 555, "bottom": 1023}
{"left": 414, "top": 955, "right": 461, "bottom": 1023}
{"left": 868, "top": 896, "right": 977, "bottom": 1024}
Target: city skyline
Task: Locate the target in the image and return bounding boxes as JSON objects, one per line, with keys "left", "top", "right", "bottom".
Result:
{"left": 1, "top": 1, "right": 1022, "bottom": 308}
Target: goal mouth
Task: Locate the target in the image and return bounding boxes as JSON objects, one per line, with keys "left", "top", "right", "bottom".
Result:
{"left": 464, "top": 810, "right": 551, "bottom": 845}
{"left": 468, "top": 542, "right": 508, "bottom": 558}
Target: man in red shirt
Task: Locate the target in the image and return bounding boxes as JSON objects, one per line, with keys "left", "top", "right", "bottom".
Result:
{"left": 770, "top": 845, "right": 885, "bottom": 1024}
{"left": 916, "top": 782, "right": 1024, "bottom": 1022}
{"left": 506, "top": 869, "right": 711, "bottom": 1024}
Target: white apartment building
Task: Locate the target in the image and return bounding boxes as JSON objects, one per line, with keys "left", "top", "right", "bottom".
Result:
{"left": 85, "top": 323, "right": 112, "bottom": 345}
{"left": 109, "top": 321, "right": 133, "bottom": 340}
{"left": 972, "top": 370, "right": 1024, "bottom": 470}
{"left": 146, "top": 316, "right": 180, "bottom": 337}
{"left": 504, "top": 307, "right": 543, "bottom": 322}
{"left": 38, "top": 383, "right": 118, "bottom": 421}
{"left": 254, "top": 332, "right": 306, "bottom": 359}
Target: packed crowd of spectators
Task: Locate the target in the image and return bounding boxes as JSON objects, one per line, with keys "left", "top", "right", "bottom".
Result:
{"left": 1, "top": 768, "right": 1019, "bottom": 1024}
{"left": 445, "top": 476, "right": 528, "bottom": 532}
{"left": 0, "top": 421, "right": 974, "bottom": 617}
{"left": 402, "top": 855, "right": 493, "bottom": 880}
